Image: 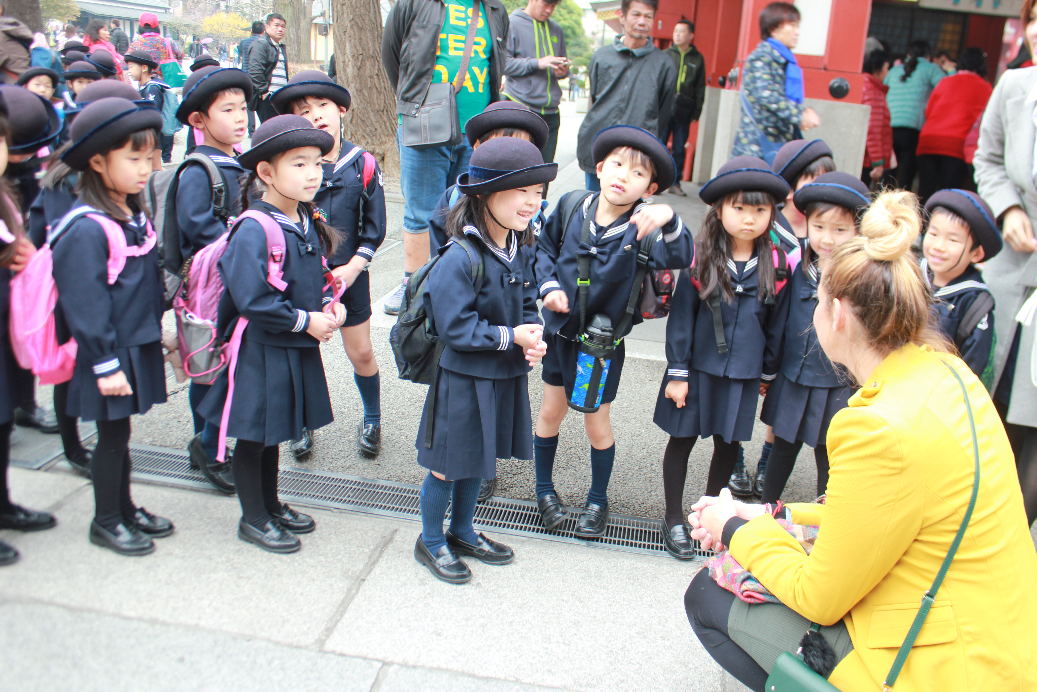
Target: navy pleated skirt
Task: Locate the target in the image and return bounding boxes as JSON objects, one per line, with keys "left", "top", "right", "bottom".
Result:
{"left": 199, "top": 339, "right": 333, "bottom": 446}
{"left": 67, "top": 342, "right": 167, "bottom": 422}
{"left": 416, "top": 368, "right": 533, "bottom": 481}
{"left": 760, "top": 372, "right": 851, "bottom": 448}
{"left": 0, "top": 333, "right": 16, "bottom": 426}
{"left": 654, "top": 371, "right": 760, "bottom": 443}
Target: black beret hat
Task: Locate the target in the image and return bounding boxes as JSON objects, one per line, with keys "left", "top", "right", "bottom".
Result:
{"left": 177, "top": 66, "right": 253, "bottom": 124}
{"left": 772, "top": 139, "right": 834, "bottom": 186}
{"left": 85, "top": 49, "right": 118, "bottom": 77}
{"left": 68, "top": 80, "right": 152, "bottom": 120}
{"left": 457, "top": 136, "right": 558, "bottom": 195}
{"left": 0, "top": 86, "right": 61, "bottom": 154}
{"left": 59, "top": 39, "right": 85, "bottom": 56}
{"left": 16, "top": 67, "right": 59, "bottom": 89}
{"left": 61, "top": 98, "right": 164, "bottom": 170}
{"left": 191, "top": 53, "right": 221, "bottom": 71}
{"left": 238, "top": 114, "right": 335, "bottom": 170}
{"left": 925, "top": 189, "right": 1002, "bottom": 261}
{"left": 464, "top": 100, "right": 548, "bottom": 150}
{"left": 793, "top": 172, "right": 871, "bottom": 216}
{"left": 61, "top": 50, "right": 85, "bottom": 66}
{"left": 699, "top": 155, "right": 790, "bottom": 205}
{"left": 591, "top": 124, "right": 677, "bottom": 192}
{"left": 124, "top": 50, "right": 158, "bottom": 70}
{"left": 63, "top": 60, "right": 101, "bottom": 81}
{"left": 272, "top": 69, "right": 351, "bottom": 115}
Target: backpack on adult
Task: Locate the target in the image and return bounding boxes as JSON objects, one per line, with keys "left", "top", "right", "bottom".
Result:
{"left": 142, "top": 153, "right": 229, "bottom": 307}
{"left": 150, "top": 80, "right": 183, "bottom": 136}
{"left": 9, "top": 207, "right": 157, "bottom": 384}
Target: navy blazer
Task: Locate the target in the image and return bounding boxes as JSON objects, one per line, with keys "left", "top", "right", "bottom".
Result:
{"left": 665, "top": 250, "right": 785, "bottom": 382}
{"left": 314, "top": 141, "right": 386, "bottom": 268}
{"left": 52, "top": 205, "right": 164, "bottom": 379}
{"left": 924, "top": 261, "right": 996, "bottom": 378}
{"left": 426, "top": 225, "right": 541, "bottom": 380}
{"left": 216, "top": 202, "right": 331, "bottom": 348}
{"left": 27, "top": 174, "right": 78, "bottom": 249}
{"left": 536, "top": 192, "right": 694, "bottom": 340}
{"left": 764, "top": 261, "right": 844, "bottom": 388}
{"left": 175, "top": 145, "right": 245, "bottom": 261}
{"left": 772, "top": 210, "right": 800, "bottom": 255}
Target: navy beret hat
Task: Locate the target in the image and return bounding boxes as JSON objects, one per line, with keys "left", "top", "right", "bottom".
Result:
{"left": 925, "top": 189, "right": 1002, "bottom": 261}
{"left": 457, "top": 136, "right": 557, "bottom": 195}
{"left": 793, "top": 172, "right": 872, "bottom": 216}
{"left": 272, "top": 70, "right": 352, "bottom": 114}
{"left": 772, "top": 139, "right": 834, "bottom": 186}
{"left": 176, "top": 66, "right": 253, "bottom": 124}
{"left": 238, "top": 114, "right": 335, "bottom": 170}
{"left": 591, "top": 125, "right": 677, "bottom": 192}
{"left": 465, "top": 101, "right": 549, "bottom": 150}
{"left": 61, "top": 98, "right": 164, "bottom": 170}
{"left": 699, "top": 155, "right": 790, "bottom": 205}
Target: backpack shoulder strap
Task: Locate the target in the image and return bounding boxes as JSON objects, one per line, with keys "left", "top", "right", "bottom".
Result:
{"left": 181, "top": 152, "right": 230, "bottom": 219}
{"left": 557, "top": 190, "right": 593, "bottom": 249}
{"left": 232, "top": 210, "right": 288, "bottom": 291}
{"left": 614, "top": 227, "right": 661, "bottom": 339}
{"left": 48, "top": 205, "right": 96, "bottom": 245}
{"left": 955, "top": 290, "right": 995, "bottom": 348}
{"left": 360, "top": 152, "right": 377, "bottom": 189}
{"left": 452, "top": 235, "right": 485, "bottom": 297}
{"left": 84, "top": 213, "right": 157, "bottom": 285}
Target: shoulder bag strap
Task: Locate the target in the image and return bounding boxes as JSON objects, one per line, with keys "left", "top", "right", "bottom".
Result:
{"left": 954, "top": 292, "right": 995, "bottom": 348}
{"left": 883, "top": 361, "right": 981, "bottom": 691}
{"left": 613, "top": 228, "right": 661, "bottom": 340}
{"left": 577, "top": 195, "right": 597, "bottom": 336}
{"left": 452, "top": 0, "right": 481, "bottom": 92}
{"left": 232, "top": 210, "right": 288, "bottom": 291}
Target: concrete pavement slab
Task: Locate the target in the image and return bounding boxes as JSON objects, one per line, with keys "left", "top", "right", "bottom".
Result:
{"left": 373, "top": 664, "right": 574, "bottom": 692}
{"left": 4, "top": 466, "right": 90, "bottom": 513}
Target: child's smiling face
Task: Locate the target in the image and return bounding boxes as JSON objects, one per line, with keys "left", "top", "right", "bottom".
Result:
{"left": 922, "top": 210, "right": 984, "bottom": 285}
{"left": 808, "top": 206, "right": 857, "bottom": 259}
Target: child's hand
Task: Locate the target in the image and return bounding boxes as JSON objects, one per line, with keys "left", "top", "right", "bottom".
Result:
{"left": 8, "top": 237, "right": 36, "bottom": 273}
{"left": 630, "top": 204, "right": 675, "bottom": 240}
{"left": 543, "top": 290, "right": 569, "bottom": 313}
{"left": 513, "top": 324, "right": 544, "bottom": 350}
{"left": 306, "top": 312, "right": 337, "bottom": 343}
{"left": 665, "top": 380, "right": 688, "bottom": 408}
{"left": 98, "top": 371, "right": 133, "bottom": 396}
{"left": 331, "top": 258, "right": 365, "bottom": 290}
{"left": 525, "top": 338, "right": 547, "bottom": 367}
{"left": 759, "top": 381, "right": 772, "bottom": 396}
{"left": 327, "top": 302, "right": 347, "bottom": 328}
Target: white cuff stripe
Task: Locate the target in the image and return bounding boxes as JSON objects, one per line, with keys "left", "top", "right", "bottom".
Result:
{"left": 292, "top": 309, "right": 308, "bottom": 333}
{"left": 497, "top": 326, "right": 511, "bottom": 350}
{"left": 356, "top": 247, "right": 375, "bottom": 258}
{"left": 761, "top": 373, "right": 776, "bottom": 381}
{"left": 540, "top": 280, "right": 561, "bottom": 295}
{"left": 663, "top": 217, "right": 683, "bottom": 243}
{"left": 667, "top": 368, "right": 689, "bottom": 376}
{"left": 93, "top": 358, "right": 120, "bottom": 375}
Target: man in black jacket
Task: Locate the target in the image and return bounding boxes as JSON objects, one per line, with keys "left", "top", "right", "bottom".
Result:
{"left": 661, "top": 19, "right": 706, "bottom": 196}
{"left": 108, "top": 19, "right": 129, "bottom": 56}
{"left": 239, "top": 20, "right": 265, "bottom": 134}
{"left": 247, "top": 13, "right": 287, "bottom": 124}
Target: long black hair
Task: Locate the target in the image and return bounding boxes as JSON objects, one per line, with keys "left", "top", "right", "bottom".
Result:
{"left": 444, "top": 192, "right": 537, "bottom": 251}
{"left": 696, "top": 190, "right": 780, "bottom": 304}
{"left": 0, "top": 111, "right": 24, "bottom": 268}
{"left": 75, "top": 127, "right": 159, "bottom": 223}
{"left": 240, "top": 160, "right": 340, "bottom": 256}
{"left": 901, "top": 40, "right": 931, "bottom": 81}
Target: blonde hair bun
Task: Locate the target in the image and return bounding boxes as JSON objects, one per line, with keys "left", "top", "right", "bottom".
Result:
{"left": 857, "top": 190, "right": 920, "bottom": 262}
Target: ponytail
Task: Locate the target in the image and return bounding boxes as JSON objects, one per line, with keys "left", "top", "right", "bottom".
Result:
{"left": 900, "top": 40, "right": 930, "bottom": 82}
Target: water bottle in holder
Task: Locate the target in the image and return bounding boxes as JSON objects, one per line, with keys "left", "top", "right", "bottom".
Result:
{"left": 569, "top": 314, "right": 614, "bottom": 412}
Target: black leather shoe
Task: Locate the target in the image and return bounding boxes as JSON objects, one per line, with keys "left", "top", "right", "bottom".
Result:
{"left": 358, "top": 422, "right": 380, "bottom": 457}
{"left": 89, "top": 520, "right": 155, "bottom": 556}
{"left": 575, "top": 501, "right": 609, "bottom": 539}
{"left": 727, "top": 462, "right": 754, "bottom": 498}
{"left": 753, "top": 461, "right": 767, "bottom": 497}
{"left": 291, "top": 428, "right": 314, "bottom": 460}
{"left": 536, "top": 492, "right": 568, "bottom": 531}
{"left": 446, "top": 531, "right": 514, "bottom": 565}
{"left": 188, "top": 434, "right": 235, "bottom": 493}
{"left": 662, "top": 522, "right": 697, "bottom": 560}
{"left": 66, "top": 449, "right": 91, "bottom": 478}
{"left": 0, "top": 538, "right": 18, "bottom": 566}
{"left": 477, "top": 477, "right": 496, "bottom": 503}
{"left": 132, "top": 507, "right": 174, "bottom": 538}
{"left": 13, "top": 405, "right": 59, "bottom": 434}
{"left": 271, "top": 504, "right": 315, "bottom": 534}
{"left": 413, "top": 535, "right": 472, "bottom": 584}
{"left": 238, "top": 518, "right": 301, "bottom": 554}
{"left": 0, "top": 504, "right": 56, "bottom": 532}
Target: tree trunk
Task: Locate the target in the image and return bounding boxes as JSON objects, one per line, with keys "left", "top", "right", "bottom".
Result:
{"left": 334, "top": 0, "right": 399, "bottom": 179}
{"left": 5, "top": 0, "right": 43, "bottom": 33}
{"left": 272, "top": 0, "right": 311, "bottom": 68}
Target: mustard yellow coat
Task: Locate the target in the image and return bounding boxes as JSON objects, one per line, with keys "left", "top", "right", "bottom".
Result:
{"left": 730, "top": 344, "right": 1037, "bottom": 691}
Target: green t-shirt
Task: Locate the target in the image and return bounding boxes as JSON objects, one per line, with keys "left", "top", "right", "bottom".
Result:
{"left": 434, "top": 0, "right": 493, "bottom": 131}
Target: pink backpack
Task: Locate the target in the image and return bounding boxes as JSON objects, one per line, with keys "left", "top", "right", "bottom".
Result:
{"left": 10, "top": 208, "right": 156, "bottom": 385}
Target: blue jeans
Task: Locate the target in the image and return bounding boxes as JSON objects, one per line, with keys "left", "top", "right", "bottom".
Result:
{"left": 398, "top": 125, "right": 474, "bottom": 233}
{"left": 585, "top": 172, "right": 601, "bottom": 192}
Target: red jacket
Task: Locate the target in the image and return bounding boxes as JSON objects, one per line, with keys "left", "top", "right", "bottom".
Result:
{"left": 862, "top": 73, "right": 892, "bottom": 168}
{"left": 916, "top": 71, "right": 992, "bottom": 160}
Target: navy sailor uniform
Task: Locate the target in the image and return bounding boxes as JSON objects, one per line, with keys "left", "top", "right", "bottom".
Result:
{"left": 759, "top": 260, "right": 853, "bottom": 448}
{"left": 922, "top": 260, "right": 996, "bottom": 380}
{"left": 654, "top": 250, "right": 785, "bottom": 443}
{"left": 416, "top": 226, "right": 540, "bottom": 481}
{"left": 174, "top": 144, "right": 245, "bottom": 261}
{"left": 0, "top": 215, "right": 25, "bottom": 423}
{"left": 536, "top": 192, "right": 693, "bottom": 403}
{"left": 198, "top": 202, "right": 334, "bottom": 445}
{"left": 771, "top": 210, "right": 800, "bottom": 255}
{"left": 51, "top": 205, "right": 167, "bottom": 421}
{"left": 313, "top": 140, "right": 386, "bottom": 327}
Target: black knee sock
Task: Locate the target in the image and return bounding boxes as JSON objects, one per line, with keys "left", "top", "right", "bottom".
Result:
{"left": 53, "top": 382, "right": 84, "bottom": 460}
{"left": 761, "top": 437, "right": 803, "bottom": 504}
{"left": 663, "top": 436, "right": 697, "bottom": 527}
{"left": 587, "top": 444, "right": 615, "bottom": 506}
{"left": 232, "top": 439, "right": 270, "bottom": 528}
{"left": 260, "top": 444, "right": 281, "bottom": 514}
{"left": 533, "top": 434, "right": 559, "bottom": 498}
{"left": 92, "top": 418, "right": 133, "bottom": 531}
{"left": 188, "top": 382, "right": 210, "bottom": 435}
{"left": 119, "top": 448, "right": 137, "bottom": 522}
{"left": 705, "top": 436, "right": 741, "bottom": 497}
{"left": 0, "top": 421, "right": 14, "bottom": 513}
{"left": 815, "top": 444, "right": 830, "bottom": 498}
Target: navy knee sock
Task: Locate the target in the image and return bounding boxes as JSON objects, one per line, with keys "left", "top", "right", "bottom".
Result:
{"left": 354, "top": 372, "right": 381, "bottom": 426}
{"left": 534, "top": 434, "right": 559, "bottom": 498}
{"left": 448, "top": 477, "right": 481, "bottom": 545}
{"left": 188, "top": 382, "right": 209, "bottom": 435}
{"left": 419, "top": 473, "right": 452, "bottom": 553}
{"left": 587, "top": 444, "right": 615, "bottom": 506}
{"left": 201, "top": 421, "right": 220, "bottom": 463}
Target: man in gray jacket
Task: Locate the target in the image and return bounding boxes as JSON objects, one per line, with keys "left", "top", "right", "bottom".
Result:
{"left": 576, "top": 0, "right": 675, "bottom": 190}
{"left": 503, "top": 0, "right": 569, "bottom": 164}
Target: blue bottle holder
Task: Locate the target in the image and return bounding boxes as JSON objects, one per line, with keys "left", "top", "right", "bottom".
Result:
{"left": 567, "top": 314, "right": 614, "bottom": 413}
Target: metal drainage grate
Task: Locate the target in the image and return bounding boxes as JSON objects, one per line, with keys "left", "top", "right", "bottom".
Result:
{"left": 126, "top": 443, "right": 709, "bottom": 559}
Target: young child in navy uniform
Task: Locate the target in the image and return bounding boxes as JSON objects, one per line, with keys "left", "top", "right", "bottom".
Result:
{"left": 726, "top": 138, "right": 836, "bottom": 498}
{"left": 758, "top": 172, "right": 869, "bottom": 504}
{"left": 535, "top": 126, "right": 693, "bottom": 539}
{"left": 921, "top": 189, "right": 1002, "bottom": 386}
{"left": 61, "top": 61, "right": 101, "bottom": 101}
{"left": 414, "top": 137, "right": 551, "bottom": 584}
{"left": 654, "top": 156, "right": 789, "bottom": 559}
{"left": 174, "top": 65, "right": 253, "bottom": 491}
{"left": 0, "top": 92, "right": 59, "bottom": 566}
{"left": 272, "top": 71, "right": 386, "bottom": 460}
{"left": 125, "top": 50, "right": 176, "bottom": 164}
{"left": 51, "top": 98, "right": 172, "bottom": 557}
{"left": 197, "top": 116, "right": 346, "bottom": 554}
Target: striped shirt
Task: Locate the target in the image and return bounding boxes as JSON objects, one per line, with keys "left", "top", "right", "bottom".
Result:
{"left": 884, "top": 58, "right": 945, "bottom": 131}
{"left": 269, "top": 45, "right": 289, "bottom": 93}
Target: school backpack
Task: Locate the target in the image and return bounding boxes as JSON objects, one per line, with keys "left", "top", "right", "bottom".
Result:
{"left": 152, "top": 81, "right": 183, "bottom": 136}
{"left": 142, "top": 153, "right": 230, "bottom": 306}
{"left": 10, "top": 207, "right": 157, "bottom": 384}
